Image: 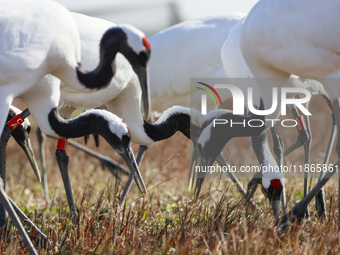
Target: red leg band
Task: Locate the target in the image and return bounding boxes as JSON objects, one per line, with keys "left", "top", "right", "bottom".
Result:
{"left": 57, "top": 139, "right": 68, "bottom": 151}
{"left": 328, "top": 103, "right": 334, "bottom": 112}
{"left": 294, "top": 116, "right": 307, "bottom": 132}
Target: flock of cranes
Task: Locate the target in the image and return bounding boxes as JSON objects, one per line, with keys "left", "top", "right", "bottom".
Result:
{"left": 1, "top": 0, "right": 340, "bottom": 253}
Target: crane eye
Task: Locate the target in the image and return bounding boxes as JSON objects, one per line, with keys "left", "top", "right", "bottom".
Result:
{"left": 122, "top": 134, "right": 131, "bottom": 148}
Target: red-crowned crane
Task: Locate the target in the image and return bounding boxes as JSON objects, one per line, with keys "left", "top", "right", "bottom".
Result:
{"left": 239, "top": 0, "right": 340, "bottom": 229}
{"left": 0, "top": 0, "right": 146, "bottom": 242}
{"left": 219, "top": 16, "right": 333, "bottom": 219}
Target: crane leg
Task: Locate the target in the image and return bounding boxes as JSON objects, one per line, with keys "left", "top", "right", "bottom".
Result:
{"left": 55, "top": 144, "right": 78, "bottom": 221}
{"left": 0, "top": 125, "right": 11, "bottom": 228}
{"left": 215, "top": 153, "right": 247, "bottom": 197}
{"left": 36, "top": 128, "right": 49, "bottom": 201}
{"left": 188, "top": 142, "right": 199, "bottom": 191}
{"left": 277, "top": 98, "right": 340, "bottom": 232}
{"left": 37, "top": 131, "right": 130, "bottom": 200}
{"left": 66, "top": 139, "right": 130, "bottom": 177}
{"left": 303, "top": 102, "right": 312, "bottom": 218}
{"left": 84, "top": 134, "right": 100, "bottom": 147}
{"left": 6, "top": 194, "right": 48, "bottom": 248}
{"left": 315, "top": 109, "right": 337, "bottom": 219}
{"left": 0, "top": 108, "right": 30, "bottom": 227}
{"left": 0, "top": 108, "right": 40, "bottom": 253}
{"left": 284, "top": 104, "right": 310, "bottom": 157}
{"left": 0, "top": 179, "right": 38, "bottom": 255}
{"left": 188, "top": 140, "right": 251, "bottom": 204}
{"left": 284, "top": 104, "right": 311, "bottom": 218}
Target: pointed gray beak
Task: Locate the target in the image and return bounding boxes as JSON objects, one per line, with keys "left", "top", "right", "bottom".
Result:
{"left": 188, "top": 142, "right": 199, "bottom": 191}
{"left": 271, "top": 197, "right": 281, "bottom": 220}
{"left": 120, "top": 145, "right": 147, "bottom": 195}
{"left": 135, "top": 66, "right": 151, "bottom": 122}
{"left": 263, "top": 187, "right": 282, "bottom": 219}
{"left": 193, "top": 157, "right": 208, "bottom": 202}
{"left": 245, "top": 173, "right": 262, "bottom": 203}
{"left": 20, "top": 138, "right": 41, "bottom": 183}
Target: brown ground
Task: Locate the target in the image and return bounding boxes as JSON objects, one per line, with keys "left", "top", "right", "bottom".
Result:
{"left": 2, "top": 95, "right": 340, "bottom": 254}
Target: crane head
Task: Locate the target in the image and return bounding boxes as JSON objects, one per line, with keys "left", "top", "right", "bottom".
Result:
{"left": 262, "top": 178, "right": 284, "bottom": 219}
{"left": 92, "top": 109, "right": 147, "bottom": 195}
{"left": 8, "top": 106, "right": 41, "bottom": 183}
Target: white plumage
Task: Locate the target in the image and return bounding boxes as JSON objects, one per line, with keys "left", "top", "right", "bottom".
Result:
{"left": 0, "top": 0, "right": 80, "bottom": 136}
{"left": 239, "top": 0, "right": 340, "bottom": 223}
{"left": 0, "top": 0, "right": 145, "bottom": 140}
{"left": 149, "top": 13, "right": 244, "bottom": 112}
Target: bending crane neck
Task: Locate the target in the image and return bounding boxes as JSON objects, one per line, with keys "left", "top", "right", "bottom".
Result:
{"left": 76, "top": 52, "right": 117, "bottom": 90}
{"left": 48, "top": 108, "right": 108, "bottom": 139}
{"left": 76, "top": 27, "right": 127, "bottom": 90}
{"left": 143, "top": 112, "right": 190, "bottom": 143}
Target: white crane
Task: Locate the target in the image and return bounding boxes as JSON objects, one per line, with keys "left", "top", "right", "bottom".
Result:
{"left": 193, "top": 13, "right": 335, "bottom": 219}
{"left": 221, "top": 16, "right": 333, "bottom": 218}
{"left": 0, "top": 0, "right": 147, "bottom": 233}
{"left": 148, "top": 13, "right": 243, "bottom": 112}
{"left": 238, "top": 0, "right": 340, "bottom": 229}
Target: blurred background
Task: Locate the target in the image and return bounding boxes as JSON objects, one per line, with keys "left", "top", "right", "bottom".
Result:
{"left": 54, "top": 0, "right": 258, "bottom": 36}
{"left": 5, "top": 2, "right": 340, "bottom": 253}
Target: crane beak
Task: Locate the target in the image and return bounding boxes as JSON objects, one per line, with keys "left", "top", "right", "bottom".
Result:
{"left": 245, "top": 173, "right": 262, "bottom": 203}
{"left": 263, "top": 186, "right": 282, "bottom": 219}
{"left": 188, "top": 142, "right": 199, "bottom": 191}
{"left": 135, "top": 65, "right": 151, "bottom": 122}
{"left": 19, "top": 138, "right": 41, "bottom": 183}
{"left": 193, "top": 156, "right": 209, "bottom": 202}
{"left": 120, "top": 145, "right": 147, "bottom": 195}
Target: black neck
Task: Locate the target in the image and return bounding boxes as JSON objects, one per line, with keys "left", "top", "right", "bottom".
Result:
{"left": 48, "top": 108, "right": 109, "bottom": 139}
{"left": 76, "top": 59, "right": 115, "bottom": 90}
{"left": 143, "top": 113, "right": 190, "bottom": 142}
{"left": 7, "top": 109, "right": 25, "bottom": 145}
{"left": 76, "top": 28, "right": 126, "bottom": 90}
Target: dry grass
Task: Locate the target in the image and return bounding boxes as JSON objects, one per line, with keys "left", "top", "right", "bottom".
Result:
{"left": 2, "top": 96, "right": 340, "bottom": 254}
